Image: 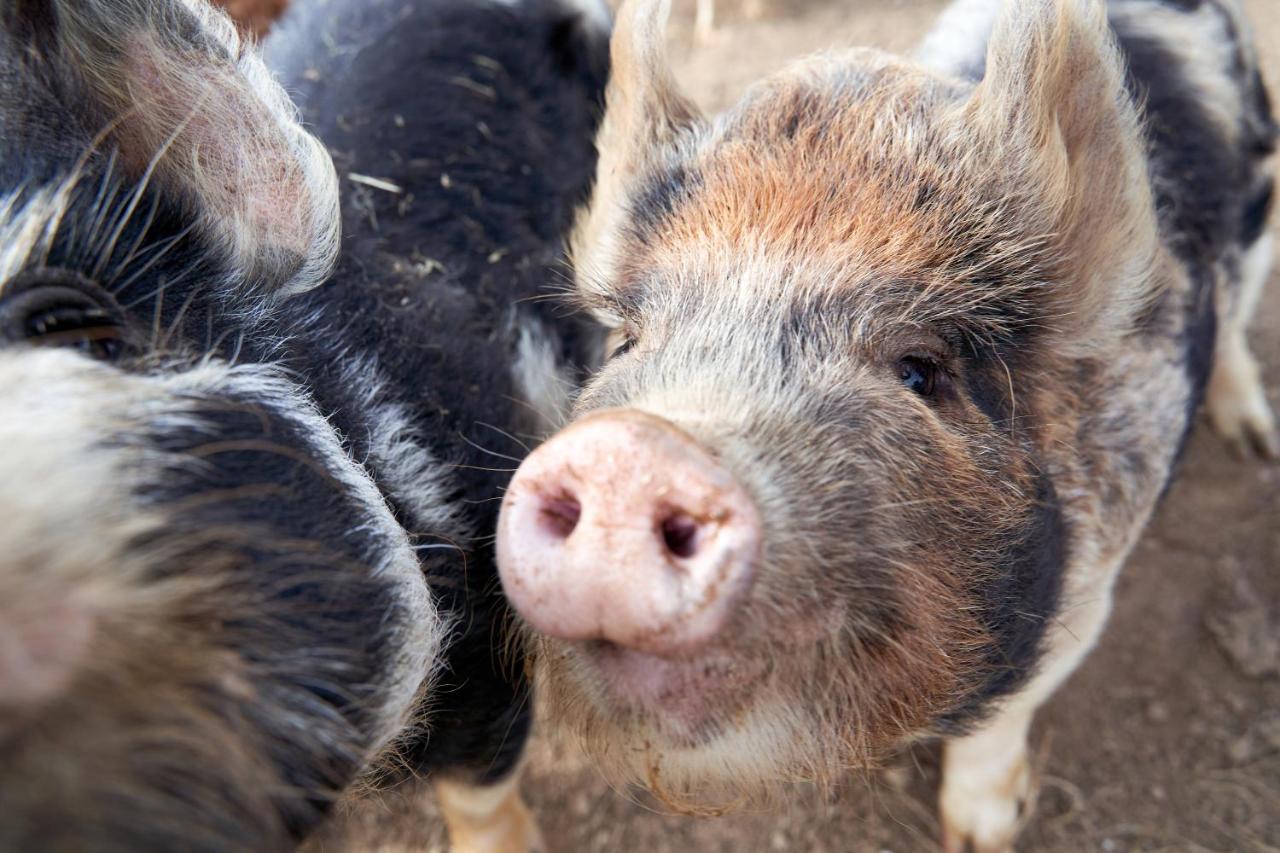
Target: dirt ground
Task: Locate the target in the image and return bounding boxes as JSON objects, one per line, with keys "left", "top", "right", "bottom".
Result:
{"left": 230, "top": 0, "right": 1279, "bottom": 849}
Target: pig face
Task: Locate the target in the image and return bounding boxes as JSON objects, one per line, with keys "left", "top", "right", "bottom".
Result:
{"left": 0, "top": 1, "right": 438, "bottom": 846}
{"left": 497, "top": 0, "right": 1166, "bottom": 802}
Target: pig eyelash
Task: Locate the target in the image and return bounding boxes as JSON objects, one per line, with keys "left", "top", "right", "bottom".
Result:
{"left": 572, "top": 273, "right": 647, "bottom": 326}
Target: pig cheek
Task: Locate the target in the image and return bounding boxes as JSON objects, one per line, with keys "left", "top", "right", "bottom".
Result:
{"left": 0, "top": 598, "right": 94, "bottom": 710}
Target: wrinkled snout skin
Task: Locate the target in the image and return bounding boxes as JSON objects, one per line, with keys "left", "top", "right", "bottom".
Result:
{"left": 499, "top": 409, "right": 761, "bottom": 656}
{"left": 497, "top": 0, "right": 1278, "bottom": 828}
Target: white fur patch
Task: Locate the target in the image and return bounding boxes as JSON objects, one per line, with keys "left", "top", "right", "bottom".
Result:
{"left": 914, "top": 0, "right": 1004, "bottom": 79}
{"left": 0, "top": 351, "right": 169, "bottom": 706}
{"left": 940, "top": 710, "right": 1033, "bottom": 852}
{"left": 512, "top": 316, "right": 575, "bottom": 437}
{"left": 1208, "top": 235, "right": 1277, "bottom": 458}
{"left": 1235, "top": 231, "right": 1275, "bottom": 325}
{"left": 1109, "top": 0, "right": 1244, "bottom": 145}
{"left": 555, "top": 0, "right": 612, "bottom": 36}
{"left": 434, "top": 765, "right": 543, "bottom": 853}
{"left": 435, "top": 770, "right": 522, "bottom": 819}
{"left": 334, "top": 354, "right": 473, "bottom": 541}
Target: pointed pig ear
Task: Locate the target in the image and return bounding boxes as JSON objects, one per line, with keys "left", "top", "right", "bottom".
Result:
{"left": 18, "top": 0, "right": 339, "bottom": 297}
{"left": 573, "top": 0, "right": 705, "bottom": 291}
{"left": 967, "top": 0, "right": 1160, "bottom": 337}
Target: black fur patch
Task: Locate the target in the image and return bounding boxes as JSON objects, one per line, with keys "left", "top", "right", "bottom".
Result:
{"left": 939, "top": 471, "right": 1067, "bottom": 730}
{"left": 957, "top": 325, "right": 1040, "bottom": 437}
{"left": 1249, "top": 69, "right": 1279, "bottom": 155}
{"left": 1113, "top": 27, "right": 1242, "bottom": 262}
{"left": 960, "top": 356, "right": 1016, "bottom": 431}
{"left": 1112, "top": 12, "right": 1247, "bottom": 433}
{"left": 1243, "top": 178, "right": 1274, "bottom": 247}
{"left": 138, "top": 399, "right": 410, "bottom": 839}
{"left": 630, "top": 162, "right": 701, "bottom": 236}
{"left": 1179, "top": 264, "right": 1219, "bottom": 435}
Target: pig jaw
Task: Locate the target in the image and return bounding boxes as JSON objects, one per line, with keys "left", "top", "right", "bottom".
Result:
{"left": 499, "top": 349, "right": 1015, "bottom": 799}
{"left": 533, "top": 636, "right": 824, "bottom": 798}
{"left": 571, "top": 643, "right": 772, "bottom": 746}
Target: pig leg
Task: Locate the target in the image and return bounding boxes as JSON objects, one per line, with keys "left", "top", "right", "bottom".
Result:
{"left": 939, "top": 710, "right": 1033, "bottom": 853}
{"left": 1207, "top": 232, "right": 1278, "bottom": 459}
{"left": 940, "top": 589, "right": 1116, "bottom": 852}
{"left": 434, "top": 768, "right": 543, "bottom": 853}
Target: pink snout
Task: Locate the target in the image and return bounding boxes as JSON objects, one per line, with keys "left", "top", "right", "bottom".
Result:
{"left": 497, "top": 409, "right": 761, "bottom": 657}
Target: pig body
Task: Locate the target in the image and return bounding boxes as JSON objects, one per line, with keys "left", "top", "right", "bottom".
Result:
{"left": 264, "top": 0, "right": 606, "bottom": 792}
{"left": 495, "top": 0, "right": 1276, "bottom": 850}
{"left": 0, "top": 0, "right": 603, "bottom": 849}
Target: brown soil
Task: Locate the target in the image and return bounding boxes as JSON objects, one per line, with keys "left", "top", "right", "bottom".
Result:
{"left": 230, "top": 0, "right": 1280, "bottom": 849}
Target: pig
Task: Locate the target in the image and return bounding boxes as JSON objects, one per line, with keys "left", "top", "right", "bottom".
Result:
{"left": 0, "top": 0, "right": 604, "bottom": 850}
{"left": 494, "top": 0, "right": 1278, "bottom": 850}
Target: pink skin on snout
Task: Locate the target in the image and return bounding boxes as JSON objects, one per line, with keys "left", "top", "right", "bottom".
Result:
{"left": 497, "top": 408, "right": 761, "bottom": 658}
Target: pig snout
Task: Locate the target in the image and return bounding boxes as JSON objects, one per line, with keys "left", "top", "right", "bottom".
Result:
{"left": 497, "top": 409, "right": 761, "bottom": 657}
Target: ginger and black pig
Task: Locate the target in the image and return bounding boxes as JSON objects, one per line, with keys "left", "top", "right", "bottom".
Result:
{"left": 495, "top": 0, "right": 1278, "bottom": 849}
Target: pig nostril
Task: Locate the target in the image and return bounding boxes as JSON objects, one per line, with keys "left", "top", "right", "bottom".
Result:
{"left": 660, "top": 513, "right": 701, "bottom": 559}
{"left": 538, "top": 494, "right": 581, "bottom": 539}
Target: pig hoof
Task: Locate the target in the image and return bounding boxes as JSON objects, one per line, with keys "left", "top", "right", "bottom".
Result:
{"left": 446, "top": 802, "right": 544, "bottom": 853}
{"left": 1207, "top": 384, "right": 1279, "bottom": 461}
{"left": 435, "top": 774, "right": 544, "bottom": 853}
{"left": 939, "top": 753, "right": 1031, "bottom": 853}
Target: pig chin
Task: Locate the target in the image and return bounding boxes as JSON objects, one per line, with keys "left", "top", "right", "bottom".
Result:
{"left": 567, "top": 641, "right": 771, "bottom": 747}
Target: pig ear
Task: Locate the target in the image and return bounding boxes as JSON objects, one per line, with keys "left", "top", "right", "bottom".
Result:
{"left": 24, "top": 0, "right": 339, "bottom": 298}
{"left": 573, "top": 0, "right": 705, "bottom": 295}
{"left": 967, "top": 0, "right": 1159, "bottom": 341}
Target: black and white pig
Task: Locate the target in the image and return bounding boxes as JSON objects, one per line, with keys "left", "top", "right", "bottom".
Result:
{"left": 0, "top": 0, "right": 604, "bottom": 849}
{"left": 494, "top": 0, "right": 1278, "bottom": 850}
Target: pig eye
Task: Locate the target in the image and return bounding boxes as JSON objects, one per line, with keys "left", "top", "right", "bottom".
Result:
{"left": 897, "top": 355, "right": 939, "bottom": 397}
{"left": 1, "top": 270, "right": 127, "bottom": 362}
{"left": 608, "top": 332, "right": 636, "bottom": 359}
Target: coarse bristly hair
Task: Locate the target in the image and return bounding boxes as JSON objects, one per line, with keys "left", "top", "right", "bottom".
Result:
{"left": 524, "top": 0, "right": 1274, "bottom": 812}
{"left": 14, "top": 0, "right": 339, "bottom": 299}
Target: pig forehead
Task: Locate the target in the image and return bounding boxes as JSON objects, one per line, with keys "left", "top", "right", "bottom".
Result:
{"left": 628, "top": 73, "right": 1029, "bottom": 288}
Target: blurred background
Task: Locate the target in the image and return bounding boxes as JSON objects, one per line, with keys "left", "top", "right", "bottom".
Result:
{"left": 221, "top": 0, "right": 1280, "bottom": 849}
